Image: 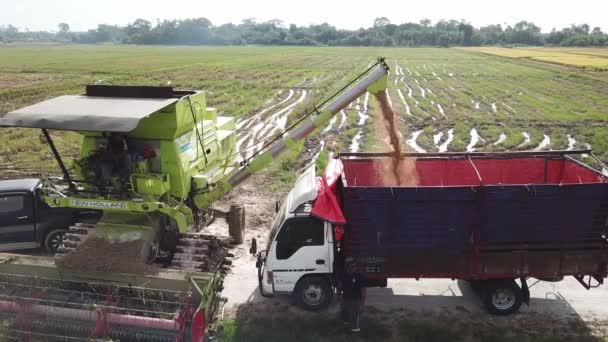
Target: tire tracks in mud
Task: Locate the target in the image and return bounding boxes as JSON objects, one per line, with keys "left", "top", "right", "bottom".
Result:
{"left": 403, "top": 65, "right": 453, "bottom": 121}
{"left": 237, "top": 79, "right": 315, "bottom": 161}
{"left": 389, "top": 61, "right": 599, "bottom": 157}
{"left": 244, "top": 62, "right": 602, "bottom": 164}
{"left": 349, "top": 92, "right": 371, "bottom": 153}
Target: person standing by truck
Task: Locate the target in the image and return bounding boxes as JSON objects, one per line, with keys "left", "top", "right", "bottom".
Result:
{"left": 340, "top": 257, "right": 366, "bottom": 332}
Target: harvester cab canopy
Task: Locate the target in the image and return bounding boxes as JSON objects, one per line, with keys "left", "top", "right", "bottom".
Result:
{"left": 0, "top": 84, "right": 237, "bottom": 201}
{"left": 0, "top": 85, "right": 198, "bottom": 132}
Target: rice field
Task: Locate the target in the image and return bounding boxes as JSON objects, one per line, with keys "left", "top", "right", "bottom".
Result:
{"left": 465, "top": 47, "right": 608, "bottom": 70}
{"left": 0, "top": 45, "right": 607, "bottom": 177}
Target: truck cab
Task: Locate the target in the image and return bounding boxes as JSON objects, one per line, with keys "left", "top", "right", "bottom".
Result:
{"left": 257, "top": 166, "right": 336, "bottom": 310}
{"left": 0, "top": 179, "right": 100, "bottom": 253}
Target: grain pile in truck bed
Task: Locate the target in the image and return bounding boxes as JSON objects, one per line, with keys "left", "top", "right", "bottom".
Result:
{"left": 55, "top": 237, "right": 157, "bottom": 275}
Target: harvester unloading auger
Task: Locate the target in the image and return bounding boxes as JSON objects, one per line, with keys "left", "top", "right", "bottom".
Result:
{"left": 0, "top": 59, "right": 389, "bottom": 340}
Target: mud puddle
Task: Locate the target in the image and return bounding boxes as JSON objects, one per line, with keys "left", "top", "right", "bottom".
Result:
{"left": 438, "top": 129, "right": 455, "bottom": 152}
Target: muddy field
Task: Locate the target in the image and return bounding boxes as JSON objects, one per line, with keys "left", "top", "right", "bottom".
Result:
{"left": 1, "top": 46, "right": 607, "bottom": 177}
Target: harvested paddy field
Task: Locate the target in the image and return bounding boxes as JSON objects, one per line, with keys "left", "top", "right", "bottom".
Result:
{"left": 0, "top": 45, "right": 607, "bottom": 178}
{"left": 465, "top": 46, "right": 608, "bottom": 70}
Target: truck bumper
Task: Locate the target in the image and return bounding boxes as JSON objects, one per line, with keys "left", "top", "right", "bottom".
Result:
{"left": 257, "top": 263, "right": 274, "bottom": 297}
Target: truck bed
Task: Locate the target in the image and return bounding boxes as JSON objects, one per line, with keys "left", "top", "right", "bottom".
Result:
{"left": 339, "top": 152, "right": 608, "bottom": 280}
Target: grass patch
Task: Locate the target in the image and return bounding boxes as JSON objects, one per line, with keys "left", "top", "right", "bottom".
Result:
{"left": 265, "top": 140, "right": 305, "bottom": 192}
{"left": 219, "top": 309, "right": 608, "bottom": 342}
{"left": 222, "top": 314, "right": 391, "bottom": 342}
{"left": 315, "top": 148, "right": 329, "bottom": 175}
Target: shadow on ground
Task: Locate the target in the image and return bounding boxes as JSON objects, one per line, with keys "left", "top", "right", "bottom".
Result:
{"left": 217, "top": 280, "right": 606, "bottom": 342}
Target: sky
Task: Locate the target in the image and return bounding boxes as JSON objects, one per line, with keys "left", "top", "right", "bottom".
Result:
{"left": 2, "top": 0, "right": 607, "bottom": 33}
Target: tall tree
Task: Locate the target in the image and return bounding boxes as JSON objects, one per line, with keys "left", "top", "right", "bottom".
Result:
{"left": 57, "top": 23, "right": 70, "bottom": 34}
{"left": 125, "top": 19, "right": 152, "bottom": 44}
{"left": 459, "top": 22, "right": 474, "bottom": 46}
{"left": 478, "top": 24, "right": 503, "bottom": 45}
{"left": 374, "top": 17, "right": 391, "bottom": 28}
{"left": 420, "top": 19, "right": 432, "bottom": 28}
{"left": 176, "top": 18, "right": 212, "bottom": 44}
{"left": 508, "top": 21, "right": 543, "bottom": 45}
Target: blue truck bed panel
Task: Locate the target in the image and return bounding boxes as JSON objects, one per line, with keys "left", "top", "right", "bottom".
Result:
{"left": 339, "top": 154, "right": 608, "bottom": 279}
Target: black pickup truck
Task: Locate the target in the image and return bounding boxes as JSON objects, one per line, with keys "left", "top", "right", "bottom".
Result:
{"left": 0, "top": 179, "right": 100, "bottom": 254}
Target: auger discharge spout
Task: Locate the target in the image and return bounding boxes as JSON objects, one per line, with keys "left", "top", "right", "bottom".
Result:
{"left": 193, "top": 58, "right": 389, "bottom": 209}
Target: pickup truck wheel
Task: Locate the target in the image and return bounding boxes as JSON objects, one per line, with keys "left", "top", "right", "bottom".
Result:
{"left": 44, "top": 229, "right": 67, "bottom": 254}
{"left": 296, "top": 276, "right": 332, "bottom": 311}
{"left": 482, "top": 280, "right": 522, "bottom": 316}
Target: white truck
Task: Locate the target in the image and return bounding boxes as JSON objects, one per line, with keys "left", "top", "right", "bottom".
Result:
{"left": 254, "top": 166, "right": 337, "bottom": 310}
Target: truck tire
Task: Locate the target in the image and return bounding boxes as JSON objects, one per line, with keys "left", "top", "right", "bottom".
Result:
{"left": 228, "top": 204, "right": 246, "bottom": 245}
{"left": 295, "top": 275, "right": 332, "bottom": 311}
{"left": 44, "top": 229, "right": 67, "bottom": 254}
{"left": 481, "top": 279, "right": 523, "bottom": 316}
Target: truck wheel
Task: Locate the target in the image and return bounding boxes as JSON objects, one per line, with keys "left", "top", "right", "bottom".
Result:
{"left": 44, "top": 229, "right": 67, "bottom": 254}
{"left": 228, "top": 204, "right": 246, "bottom": 245}
{"left": 295, "top": 275, "right": 332, "bottom": 311}
{"left": 482, "top": 279, "right": 523, "bottom": 316}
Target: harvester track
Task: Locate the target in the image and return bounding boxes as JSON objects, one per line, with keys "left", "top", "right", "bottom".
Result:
{"left": 57, "top": 223, "right": 234, "bottom": 274}
{"left": 171, "top": 233, "right": 233, "bottom": 273}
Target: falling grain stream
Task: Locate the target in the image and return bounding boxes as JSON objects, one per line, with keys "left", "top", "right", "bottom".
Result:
{"left": 374, "top": 91, "right": 419, "bottom": 186}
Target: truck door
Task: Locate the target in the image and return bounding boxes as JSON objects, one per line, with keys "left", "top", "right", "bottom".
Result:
{"left": 269, "top": 217, "right": 331, "bottom": 293}
{"left": 0, "top": 193, "right": 36, "bottom": 246}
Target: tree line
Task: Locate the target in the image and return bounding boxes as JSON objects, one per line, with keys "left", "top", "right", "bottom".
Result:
{"left": 1, "top": 18, "right": 607, "bottom": 47}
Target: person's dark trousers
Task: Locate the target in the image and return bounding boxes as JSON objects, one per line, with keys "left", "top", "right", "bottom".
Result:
{"left": 340, "top": 299, "right": 361, "bottom": 331}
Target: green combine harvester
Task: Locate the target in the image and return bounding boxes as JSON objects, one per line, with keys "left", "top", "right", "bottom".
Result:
{"left": 0, "top": 59, "right": 389, "bottom": 341}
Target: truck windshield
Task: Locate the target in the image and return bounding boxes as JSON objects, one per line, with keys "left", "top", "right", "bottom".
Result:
{"left": 266, "top": 198, "right": 286, "bottom": 252}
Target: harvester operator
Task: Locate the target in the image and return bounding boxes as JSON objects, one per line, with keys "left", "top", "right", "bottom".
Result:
{"left": 97, "top": 133, "right": 131, "bottom": 190}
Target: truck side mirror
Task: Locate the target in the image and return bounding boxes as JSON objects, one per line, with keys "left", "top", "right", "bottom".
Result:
{"left": 249, "top": 238, "right": 257, "bottom": 255}
{"left": 275, "top": 201, "right": 279, "bottom": 213}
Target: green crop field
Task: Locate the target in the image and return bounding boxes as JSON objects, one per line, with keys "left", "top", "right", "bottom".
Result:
{"left": 0, "top": 45, "right": 607, "bottom": 178}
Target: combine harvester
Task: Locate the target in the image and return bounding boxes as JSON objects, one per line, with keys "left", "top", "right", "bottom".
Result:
{"left": 0, "top": 60, "right": 390, "bottom": 340}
